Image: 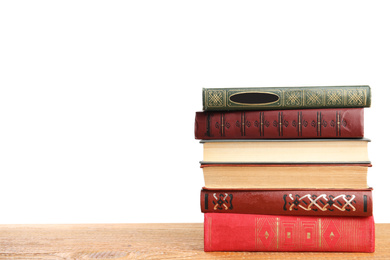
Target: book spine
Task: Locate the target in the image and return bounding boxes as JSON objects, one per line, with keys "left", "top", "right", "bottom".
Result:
{"left": 201, "top": 189, "right": 373, "bottom": 217}
{"left": 202, "top": 86, "right": 371, "bottom": 111}
{"left": 195, "top": 108, "right": 364, "bottom": 139}
{"left": 204, "top": 213, "right": 375, "bottom": 252}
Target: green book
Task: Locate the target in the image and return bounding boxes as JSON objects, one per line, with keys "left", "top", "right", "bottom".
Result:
{"left": 202, "top": 85, "right": 371, "bottom": 111}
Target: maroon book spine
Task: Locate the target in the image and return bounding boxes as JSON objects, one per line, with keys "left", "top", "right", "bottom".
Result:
{"left": 204, "top": 213, "right": 375, "bottom": 252}
{"left": 201, "top": 188, "right": 373, "bottom": 217}
{"left": 195, "top": 108, "right": 364, "bottom": 139}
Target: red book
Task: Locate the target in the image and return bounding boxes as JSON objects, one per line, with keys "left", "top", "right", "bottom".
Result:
{"left": 201, "top": 188, "right": 373, "bottom": 217}
{"left": 195, "top": 108, "right": 364, "bottom": 139}
{"left": 204, "top": 213, "right": 375, "bottom": 252}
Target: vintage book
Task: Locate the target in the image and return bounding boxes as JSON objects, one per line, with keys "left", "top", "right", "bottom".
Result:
{"left": 201, "top": 188, "right": 373, "bottom": 217}
{"left": 201, "top": 163, "right": 371, "bottom": 189}
{"left": 201, "top": 139, "right": 370, "bottom": 163}
{"left": 202, "top": 85, "right": 371, "bottom": 111}
{"left": 204, "top": 213, "right": 375, "bottom": 252}
{"left": 195, "top": 108, "right": 364, "bottom": 139}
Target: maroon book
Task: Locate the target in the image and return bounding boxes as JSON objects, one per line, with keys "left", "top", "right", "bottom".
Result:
{"left": 204, "top": 213, "right": 375, "bottom": 252}
{"left": 201, "top": 188, "right": 373, "bottom": 217}
{"left": 195, "top": 108, "right": 364, "bottom": 139}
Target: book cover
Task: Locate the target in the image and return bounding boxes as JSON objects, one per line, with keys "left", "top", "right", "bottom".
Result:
{"left": 195, "top": 108, "right": 364, "bottom": 139}
{"left": 202, "top": 85, "right": 371, "bottom": 111}
{"left": 204, "top": 213, "right": 375, "bottom": 252}
{"left": 201, "top": 188, "right": 373, "bottom": 217}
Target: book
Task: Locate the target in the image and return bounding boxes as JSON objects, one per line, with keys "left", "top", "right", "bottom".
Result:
{"left": 202, "top": 85, "right": 371, "bottom": 111}
{"left": 195, "top": 108, "right": 364, "bottom": 139}
{"left": 201, "top": 139, "right": 370, "bottom": 163}
{"left": 204, "top": 213, "right": 375, "bottom": 252}
{"left": 201, "top": 188, "right": 373, "bottom": 217}
{"left": 201, "top": 163, "right": 371, "bottom": 189}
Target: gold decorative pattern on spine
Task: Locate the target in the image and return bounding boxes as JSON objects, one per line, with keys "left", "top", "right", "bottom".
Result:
{"left": 288, "top": 194, "right": 357, "bottom": 212}
{"left": 206, "top": 90, "right": 225, "bottom": 108}
{"left": 319, "top": 218, "right": 322, "bottom": 248}
{"left": 259, "top": 112, "right": 264, "bottom": 136}
{"left": 285, "top": 90, "right": 302, "bottom": 106}
{"left": 241, "top": 112, "right": 246, "bottom": 136}
{"left": 326, "top": 90, "right": 343, "bottom": 106}
{"left": 228, "top": 91, "right": 281, "bottom": 106}
{"left": 347, "top": 89, "right": 366, "bottom": 106}
{"left": 305, "top": 89, "right": 324, "bottom": 106}
{"left": 279, "top": 112, "right": 282, "bottom": 136}
{"left": 317, "top": 112, "right": 322, "bottom": 136}
{"left": 298, "top": 112, "right": 301, "bottom": 136}
{"left": 336, "top": 111, "right": 341, "bottom": 136}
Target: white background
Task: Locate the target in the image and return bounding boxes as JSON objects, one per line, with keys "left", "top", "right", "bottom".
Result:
{"left": 0, "top": 1, "right": 389, "bottom": 224}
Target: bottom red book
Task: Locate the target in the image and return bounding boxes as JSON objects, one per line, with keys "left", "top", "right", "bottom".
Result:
{"left": 204, "top": 213, "right": 375, "bottom": 252}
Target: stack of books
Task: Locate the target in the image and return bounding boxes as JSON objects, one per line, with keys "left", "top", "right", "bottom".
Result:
{"left": 195, "top": 86, "right": 375, "bottom": 252}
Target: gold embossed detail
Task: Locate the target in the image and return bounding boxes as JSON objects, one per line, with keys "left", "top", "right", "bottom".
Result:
{"left": 255, "top": 217, "right": 277, "bottom": 250}
{"left": 305, "top": 90, "right": 324, "bottom": 106}
{"left": 347, "top": 89, "right": 365, "bottom": 106}
{"left": 319, "top": 218, "right": 322, "bottom": 248}
{"left": 252, "top": 216, "right": 368, "bottom": 251}
{"left": 285, "top": 90, "right": 302, "bottom": 106}
{"left": 326, "top": 90, "right": 343, "bottom": 105}
{"left": 288, "top": 194, "right": 356, "bottom": 212}
{"left": 206, "top": 90, "right": 225, "bottom": 108}
{"left": 212, "top": 193, "right": 232, "bottom": 210}
{"left": 298, "top": 112, "right": 301, "bottom": 136}
{"left": 228, "top": 91, "right": 281, "bottom": 106}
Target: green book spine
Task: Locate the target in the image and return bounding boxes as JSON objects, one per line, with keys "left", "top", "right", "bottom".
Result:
{"left": 202, "top": 85, "right": 371, "bottom": 111}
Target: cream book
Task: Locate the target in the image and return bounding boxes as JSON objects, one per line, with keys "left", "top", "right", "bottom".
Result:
{"left": 201, "top": 163, "right": 371, "bottom": 189}
{"left": 200, "top": 139, "right": 370, "bottom": 164}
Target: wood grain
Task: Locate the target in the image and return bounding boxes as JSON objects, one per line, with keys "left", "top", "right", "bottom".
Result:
{"left": 0, "top": 223, "right": 389, "bottom": 259}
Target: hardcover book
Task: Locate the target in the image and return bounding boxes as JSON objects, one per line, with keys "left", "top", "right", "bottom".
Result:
{"left": 201, "top": 188, "right": 373, "bottom": 217}
{"left": 201, "top": 139, "right": 370, "bottom": 163}
{"left": 202, "top": 85, "right": 371, "bottom": 111}
{"left": 201, "top": 163, "right": 371, "bottom": 189}
{"left": 195, "top": 108, "right": 364, "bottom": 139}
{"left": 204, "top": 213, "right": 375, "bottom": 252}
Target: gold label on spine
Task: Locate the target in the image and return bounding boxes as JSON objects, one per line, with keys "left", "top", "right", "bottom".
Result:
{"left": 319, "top": 218, "right": 322, "bottom": 248}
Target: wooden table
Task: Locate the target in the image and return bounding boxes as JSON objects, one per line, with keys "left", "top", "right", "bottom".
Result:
{"left": 0, "top": 223, "right": 389, "bottom": 259}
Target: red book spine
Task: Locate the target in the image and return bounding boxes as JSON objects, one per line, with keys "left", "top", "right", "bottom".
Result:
{"left": 204, "top": 213, "right": 375, "bottom": 252}
{"left": 201, "top": 188, "right": 373, "bottom": 217}
{"left": 195, "top": 108, "right": 364, "bottom": 139}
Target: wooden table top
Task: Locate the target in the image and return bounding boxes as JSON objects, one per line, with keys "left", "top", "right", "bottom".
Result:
{"left": 0, "top": 223, "right": 389, "bottom": 259}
